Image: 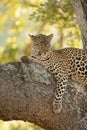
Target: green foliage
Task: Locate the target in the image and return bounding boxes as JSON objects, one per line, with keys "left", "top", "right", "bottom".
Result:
{"left": 0, "top": 0, "right": 34, "bottom": 63}
{"left": 30, "top": 0, "right": 74, "bottom": 25}
{"left": 0, "top": 121, "right": 43, "bottom": 130}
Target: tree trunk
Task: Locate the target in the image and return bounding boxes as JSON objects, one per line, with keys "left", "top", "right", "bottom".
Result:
{"left": 0, "top": 61, "right": 86, "bottom": 130}
{"left": 71, "top": 0, "right": 87, "bottom": 50}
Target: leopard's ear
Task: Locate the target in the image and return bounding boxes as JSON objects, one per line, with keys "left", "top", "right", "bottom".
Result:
{"left": 28, "top": 34, "right": 34, "bottom": 38}
{"left": 28, "top": 34, "right": 36, "bottom": 41}
{"left": 47, "top": 34, "right": 53, "bottom": 41}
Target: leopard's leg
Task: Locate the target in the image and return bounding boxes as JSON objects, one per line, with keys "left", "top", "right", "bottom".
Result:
{"left": 53, "top": 76, "right": 67, "bottom": 114}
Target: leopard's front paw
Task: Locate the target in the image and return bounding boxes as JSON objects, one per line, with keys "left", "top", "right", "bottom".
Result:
{"left": 53, "top": 100, "right": 62, "bottom": 114}
{"left": 21, "top": 56, "right": 31, "bottom": 64}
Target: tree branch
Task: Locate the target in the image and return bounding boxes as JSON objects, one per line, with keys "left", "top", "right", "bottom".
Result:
{"left": 0, "top": 61, "right": 87, "bottom": 130}
{"left": 71, "top": 0, "right": 87, "bottom": 50}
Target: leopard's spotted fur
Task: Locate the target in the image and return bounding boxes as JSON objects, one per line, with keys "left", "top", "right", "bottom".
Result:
{"left": 21, "top": 34, "right": 87, "bottom": 114}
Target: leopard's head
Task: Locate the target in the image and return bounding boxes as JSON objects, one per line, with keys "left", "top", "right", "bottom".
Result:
{"left": 29, "top": 33, "right": 53, "bottom": 55}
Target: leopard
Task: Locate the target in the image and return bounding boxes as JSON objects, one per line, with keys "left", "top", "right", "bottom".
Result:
{"left": 21, "top": 34, "right": 87, "bottom": 114}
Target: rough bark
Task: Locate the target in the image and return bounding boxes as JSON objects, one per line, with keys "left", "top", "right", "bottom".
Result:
{"left": 71, "top": 0, "right": 87, "bottom": 50}
{"left": 0, "top": 61, "right": 87, "bottom": 130}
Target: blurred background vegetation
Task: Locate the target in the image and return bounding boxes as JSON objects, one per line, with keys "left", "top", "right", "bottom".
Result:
{"left": 0, "top": 0, "right": 82, "bottom": 64}
{"left": 0, "top": 0, "right": 82, "bottom": 129}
